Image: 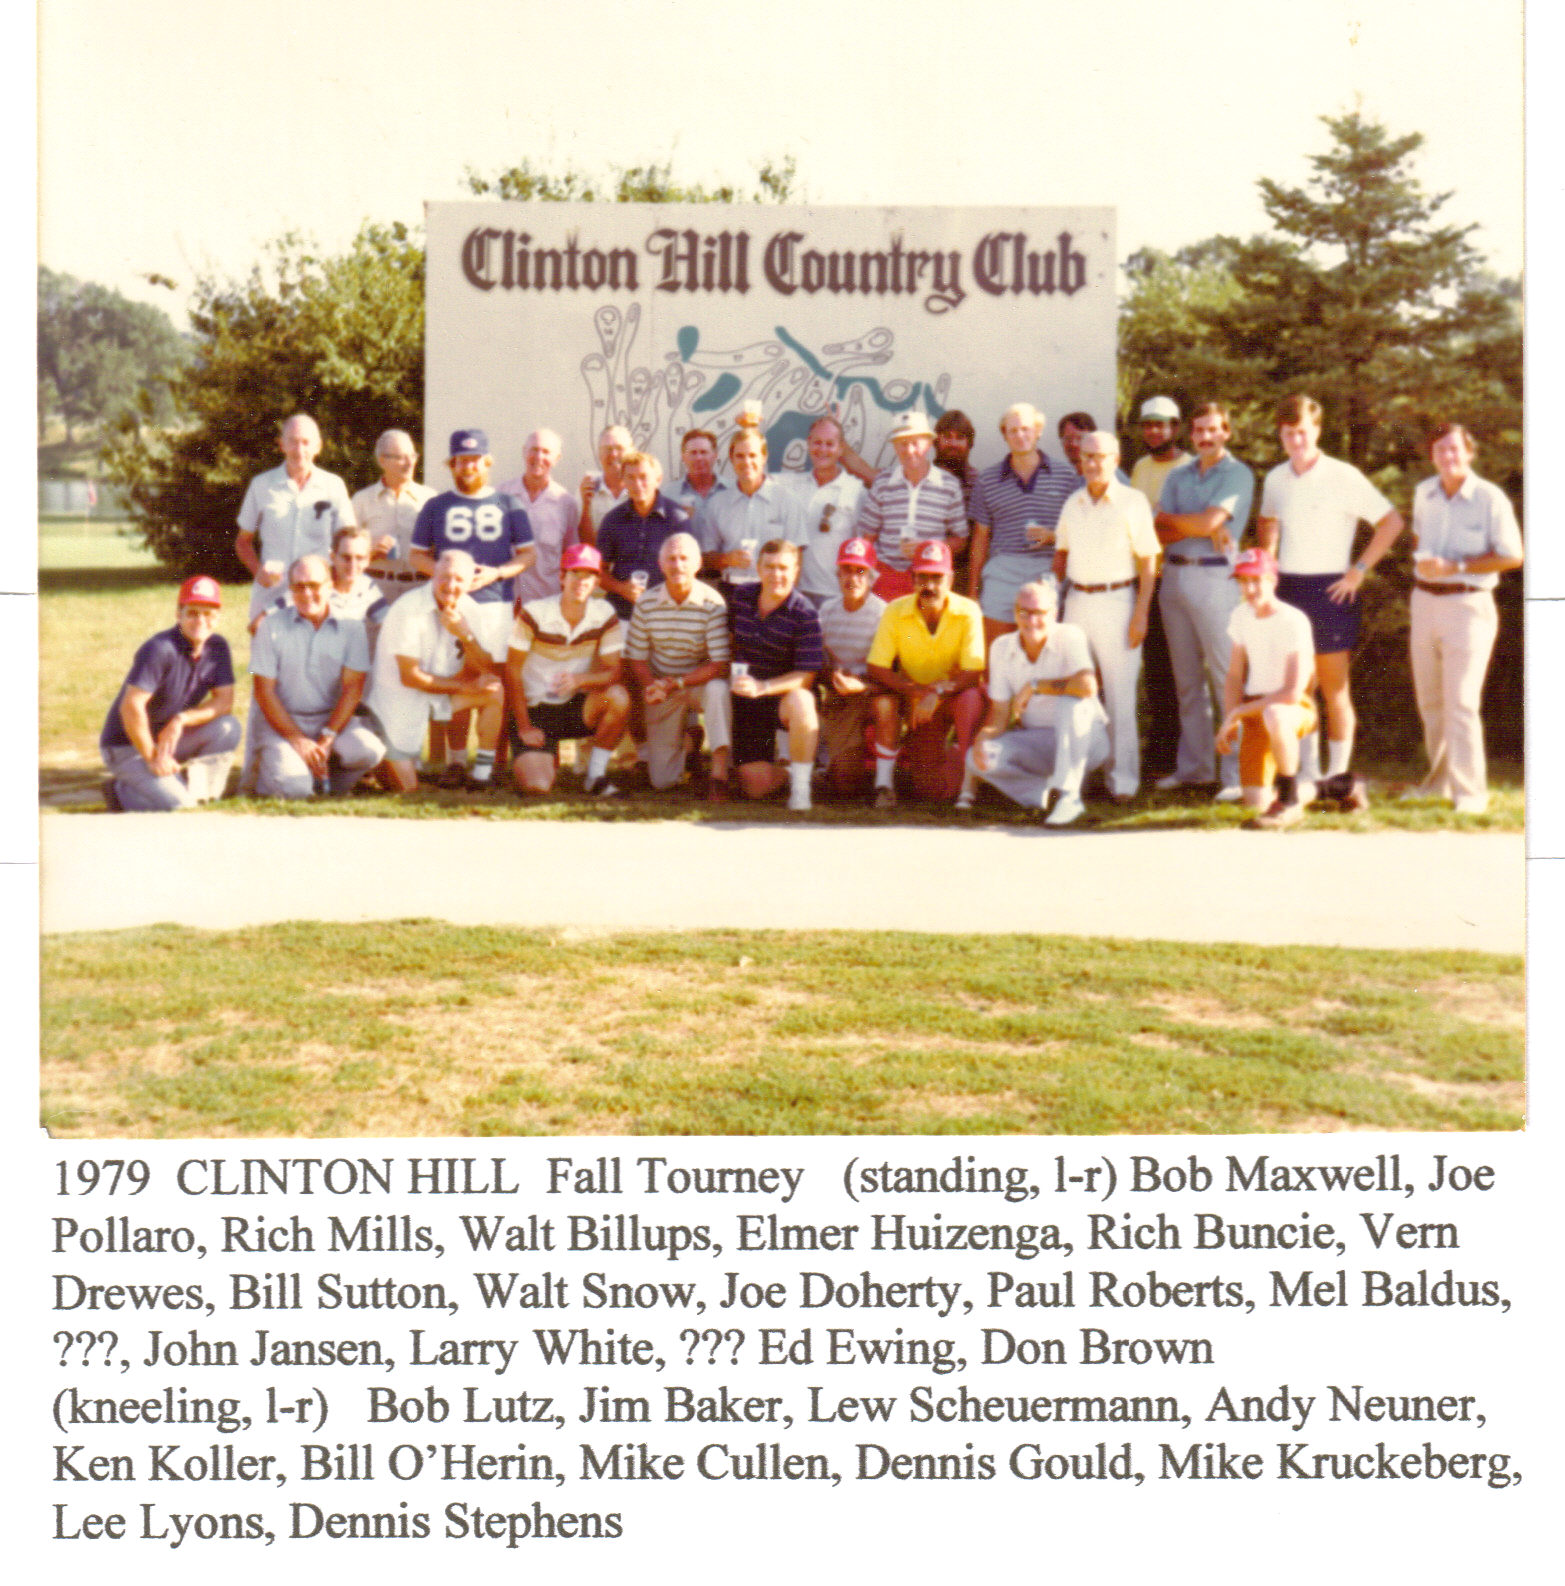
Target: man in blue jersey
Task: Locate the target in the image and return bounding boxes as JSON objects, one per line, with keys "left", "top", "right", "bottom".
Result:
{"left": 410, "top": 427, "right": 535, "bottom": 782}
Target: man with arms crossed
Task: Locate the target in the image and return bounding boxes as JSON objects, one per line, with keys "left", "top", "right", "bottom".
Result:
{"left": 727, "top": 540, "right": 823, "bottom": 811}
{"left": 865, "top": 539, "right": 985, "bottom": 807}
{"left": 1216, "top": 548, "right": 1317, "bottom": 829}
{"left": 250, "top": 555, "right": 385, "bottom": 799}
{"left": 1153, "top": 401, "right": 1254, "bottom": 798}
{"left": 816, "top": 538, "right": 887, "bottom": 796}
{"left": 959, "top": 580, "right": 1109, "bottom": 828}
{"left": 351, "top": 428, "right": 431, "bottom": 606}
{"left": 508, "top": 544, "right": 629, "bottom": 798}
{"left": 101, "top": 575, "right": 241, "bottom": 811}
{"left": 624, "top": 533, "right": 734, "bottom": 795}
{"left": 1052, "top": 431, "right": 1159, "bottom": 802}
{"left": 366, "top": 549, "right": 506, "bottom": 793}
{"left": 235, "top": 413, "right": 356, "bottom": 625}
{"left": 1257, "top": 394, "right": 1401, "bottom": 806}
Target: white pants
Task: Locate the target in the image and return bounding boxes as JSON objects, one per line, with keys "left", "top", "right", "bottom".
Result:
{"left": 255, "top": 711, "right": 386, "bottom": 798}
{"left": 969, "top": 695, "right": 1111, "bottom": 807}
{"left": 1410, "top": 587, "right": 1498, "bottom": 804}
{"left": 1064, "top": 586, "right": 1141, "bottom": 796}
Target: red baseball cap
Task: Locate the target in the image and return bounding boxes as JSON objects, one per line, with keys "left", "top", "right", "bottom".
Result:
{"left": 560, "top": 544, "right": 603, "bottom": 572}
{"left": 1231, "top": 547, "right": 1278, "bottom": 581}
{"left": 837, "top": 537, "right": 877, "bottom": 570}
{"left": 177, "top": 575, "right": 223, "bottom": 608}
{"left": 910, "top": 539, "right": 953, "bottom": 576}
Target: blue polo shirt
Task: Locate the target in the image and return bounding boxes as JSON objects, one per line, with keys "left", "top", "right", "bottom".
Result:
{"left": 596, "top": 493, "right": 694, "bottom": 618}
{"left": 1158, "top": 453, "right": 1256, "bottom": 561}
{"left": 100, "top": 626, "right": 235, "bottom": 751}
{"left": 411, "top": 488, "right": 533, "bottom": 603}
{"left": 728, "top": 583, "right": 824, "bottom": 680}
{"left": 970, "top": 454, "right": 1079, "bottom": 555}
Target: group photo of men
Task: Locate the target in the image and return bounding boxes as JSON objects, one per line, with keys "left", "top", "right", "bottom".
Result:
{"left": 102, "top": 393, "right": 1523, "bottom": 831}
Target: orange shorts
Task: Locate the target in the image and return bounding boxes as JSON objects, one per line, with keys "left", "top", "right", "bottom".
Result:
{"left": 1239, "top": 698, "right": 1318, "bottom": 789}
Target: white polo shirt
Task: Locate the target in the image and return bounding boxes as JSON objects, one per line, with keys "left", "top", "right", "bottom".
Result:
{"left": 1260, "top": 455, "right": 1394, "bottom": 576}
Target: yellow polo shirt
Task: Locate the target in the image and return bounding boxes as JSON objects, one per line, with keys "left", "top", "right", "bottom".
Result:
{"left": 867, "top": 593, "right": 986, "bottom": 685}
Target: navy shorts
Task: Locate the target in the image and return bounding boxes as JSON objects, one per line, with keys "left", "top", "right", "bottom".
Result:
{"left": 1275, "top": 572, "right": 1361, "bottom": 655}
{"left": 732, "top": 693, "right": 783, "bottom": 766}
{"left": 512, "top": 696, "right": 590, "bottom": 752}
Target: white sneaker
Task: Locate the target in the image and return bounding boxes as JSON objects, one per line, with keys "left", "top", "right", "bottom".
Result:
{"left": 1044, "top": 792, "right": 1086, "bottom": 827}
{"left": 788, "top": 785, "right": 812, "bottom": 812}
{"left": 955, "top": 790, "right": 975, "bottom": 811}
{"left": 1453, "top": 795, "right": 1489, "bottom": 816}
{"left": 1295, "top": 780, "right": 1317, "bottom": 807}
{"left": 1154, "top": 772, "right": 1188, "bottom": 791}
{"left": 1214, "top": 785, "right": 1244, "bottom": 804}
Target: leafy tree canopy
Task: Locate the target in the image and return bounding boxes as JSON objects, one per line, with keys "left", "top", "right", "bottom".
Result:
{"left": 38, "top": 266, "right": 189, "bottom": 441}
{"left": 465, "top": 155, "right": 797, "bottom": 205}
{"left": 99, "top": 221, "right": 423, "bottom": 577}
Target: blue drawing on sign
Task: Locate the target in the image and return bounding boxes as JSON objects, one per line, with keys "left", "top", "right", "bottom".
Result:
{"left": 578, "top": 307, "right": 953, "bottom": 474}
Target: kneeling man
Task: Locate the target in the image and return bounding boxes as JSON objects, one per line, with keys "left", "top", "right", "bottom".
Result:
{"left": 624, "top": 532, "right": 733, "bottom": 794}
{"left": 727, "top": 540, "right": 823, "bottom": 810}
{"left": 507, "top": 545, "right": 630, "bottom": 797}
{"left": 1215, "top": 548, "right": 1318, "bottom": 830}
{"left": 961, "top": 581, "right": 1109, "bottom": 827}
{"left": 366, "top": 549, "right": 506, "bottom": 792}
{"left": 251, "top": 555, "right": 385, "bottom": 798}
{"left": 100, "top": 574, "right": 241, "bottom": 810}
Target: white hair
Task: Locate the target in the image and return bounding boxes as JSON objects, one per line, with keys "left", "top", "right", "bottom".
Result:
{"left": 375, "top": 428, "right": 416, "bottom": 456}
{"left": 1015, "top": 580, "right": 1058, "bottom": 617}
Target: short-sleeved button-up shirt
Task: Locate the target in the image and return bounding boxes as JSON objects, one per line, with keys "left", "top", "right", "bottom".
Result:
{"left": 667, "top": 475, "right": 732, "bottom": 547}
{"left": 250, "top": 605, "right": 370, "bottom": 718}
{"left": 778, "top": 468, "right": 866, "bottom": 602}
{"left": 1055, "top": 481, "right": 1160, "bottom": 585}
{"left": 705, "top": 478, "right": 809, "bottom": 585}
{"left": 237, "top": 464, "right": 357, "bottom": 616}
{"left": 351, "top": 479, "right": 434, "bottom": 588}
{"left": 1411, "top": 471, "right": 1522, "bottom": 594}
{"left": 866, "top": 592, "right": 986, "bottom": 686}
{"left": 497, "top": 476, "right": 582, "bottom": 604}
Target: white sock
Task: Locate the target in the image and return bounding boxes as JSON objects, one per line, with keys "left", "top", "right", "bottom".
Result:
{"left": 470, "top": 750, "right": 495, "bottom": 785}
{"left": 1326, "top": 735, "right": 1353, "bottom": 778}
{"left": 587, "top": 746, "right": 611, "bottom": 782}
{"left": 789, "top": 762, "right": 811, "bottom": 798}
{"left": 874, "top": 751, "right": 898, "bottom": 790}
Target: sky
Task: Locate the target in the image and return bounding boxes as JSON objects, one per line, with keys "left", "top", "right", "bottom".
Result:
{"left": 36, "top": 0, "right": 1527, "bottom": 327}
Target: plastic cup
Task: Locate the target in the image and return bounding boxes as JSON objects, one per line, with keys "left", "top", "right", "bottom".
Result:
{"left": 730, "top": 661, "right": 751, "bottom": 689}
{"left": 630, "top": 569, "right": 650, "bottom": 592}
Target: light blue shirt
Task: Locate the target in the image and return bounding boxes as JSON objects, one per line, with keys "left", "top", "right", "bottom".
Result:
{"left": 1158, "top": 453, "right": 1256, "bottom": 562}
{"left": 1411, "top": 471, "right": 1522, "bottom": 593}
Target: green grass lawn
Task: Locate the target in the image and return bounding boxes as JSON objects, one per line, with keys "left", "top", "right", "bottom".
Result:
{"left": 40, "top": 924, "right": 1524, "bottom": 1139}
{"left": 39, "top": 543, "right": 1523, "bottom": 830}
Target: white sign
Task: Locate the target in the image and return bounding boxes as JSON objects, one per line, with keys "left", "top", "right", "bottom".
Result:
{"left": 424, "top": 203, "right": 1115, "bottom": 483}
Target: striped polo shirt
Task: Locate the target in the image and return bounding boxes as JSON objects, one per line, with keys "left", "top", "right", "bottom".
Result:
{"left": 857, "top": 465, "right": 968, "bottom": 572}
{"left": 818, "top": 593, "right": 888, "bottom": 676}
{"left": 970, "top": 454, "right": 1079, "bottom": 555}
{"left": 728, "top": 584, "right": 824, "bottom": 680}
{"left": 509, "top": 593, "right": 623, "bottom": 706}
{"left": 624, "top": 580, "right": 731, "bottom": 678}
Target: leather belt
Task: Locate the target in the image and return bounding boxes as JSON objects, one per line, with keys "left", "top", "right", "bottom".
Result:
{"left": 1069, "top": 578, "right": 1136, "bottom": 593}
{"left": 1166, "top": 555, "right": 1228, "bottom": 567}
{"left": 374, "top": 569, "right": 422, "bottom": 584}
{"left": 1413, "top": 579, "right": 1482, "bottom": 596}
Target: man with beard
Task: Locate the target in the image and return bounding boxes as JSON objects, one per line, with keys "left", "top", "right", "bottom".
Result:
{"left": 865, "top": 539, "right": 985, "bottom": 806}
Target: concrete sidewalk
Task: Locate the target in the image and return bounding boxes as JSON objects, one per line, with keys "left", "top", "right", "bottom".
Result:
{"left": 38, "top": 813, "right": 1524, "bottom": 953}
